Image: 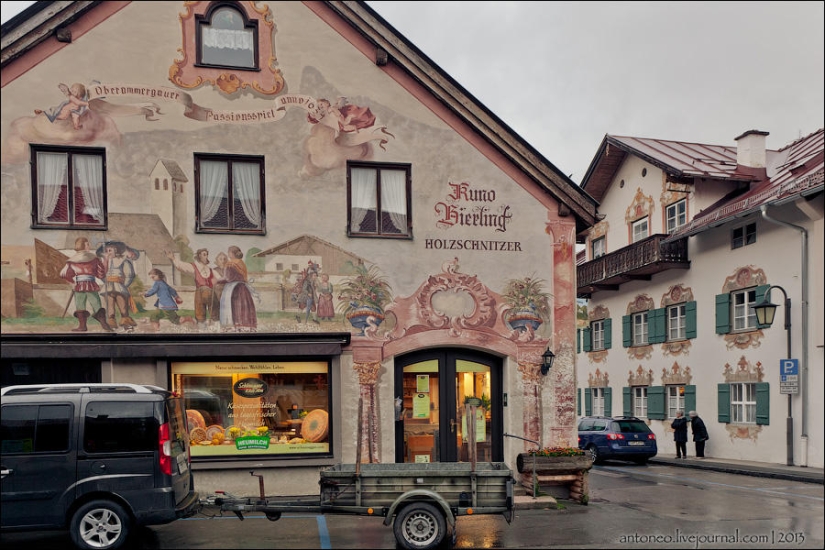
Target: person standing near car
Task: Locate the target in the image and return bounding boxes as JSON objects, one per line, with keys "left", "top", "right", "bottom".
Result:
{"left": 671, "top": 410, "right": 688, "bottom": 459}
{"left": 689, "top": 410, "right": 709, "bottom": 458}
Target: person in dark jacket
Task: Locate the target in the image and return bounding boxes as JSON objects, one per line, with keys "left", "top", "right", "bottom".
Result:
{"left": 689, "top": 410, "right": 709, "bottom": 458}
{"left": 671, "top": 410, "right": 688, "bottom": 459}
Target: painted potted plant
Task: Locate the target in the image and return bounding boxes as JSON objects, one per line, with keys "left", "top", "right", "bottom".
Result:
{"left": 501, "top": 276, "right": 552, "bottom": 332}
{"left": 336, "top": 262, "right": 393, "bottom": 335}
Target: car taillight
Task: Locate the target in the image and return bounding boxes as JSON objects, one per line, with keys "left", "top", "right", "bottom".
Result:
{"left": 158, "top": 422, "right": 172, "bottom": 475}
{"left": 607, "top": 433, "right": 625, "bottom": 440}
{"left": 648, "top": 434, "right": 656, "bottom": 440}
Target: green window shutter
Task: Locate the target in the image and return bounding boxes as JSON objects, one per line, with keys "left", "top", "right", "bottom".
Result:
{"left": 583, "top": 327, "right": 592, "bottom": 352}
{"left": 649, "top": 308, "right": 666, "bottom": 343}
{"left": 576, "top": 329, "right": 581, "bottom": 353}
{"left": 622, "top": 315, "right": 632, "bottom": 348}
{"left": 684, "top": 385, "right": 696, "bottom": 414}
{"left": 622, "top": 387, "right": 631, "bottom": 416}
{"left": 715, "top": 293, "right": 731, "bottom": 334}
{"left": 603, "top": 318, "right": 612, "bottom": 349}
{"left": 604, "top": 387, "right": 613, "bottom": 417}
{"left": 577, "top": 388, "right": 581, "bottom": 416}
{"left": 584, "top": 388, "right": 592, "bottom": 416}
{"left": 685, "top": 301, "right": 697, "bottom": 339}
{"left": 647, "top": 386, "right": 666, "bottom": 419}
{"left": 756, "top": 383, "right": 770, "bottom": 425}
{"left": 755, "top": 285, "right": 771, "bottom": 329}
{"left": 717, "top": 383, "right": 731, "bottom": 423}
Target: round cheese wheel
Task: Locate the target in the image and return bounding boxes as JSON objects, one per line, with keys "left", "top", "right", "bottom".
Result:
{"left": 301, "top": 409, "right": 328, "bottom": 442}
{"left": 187, "top": 409, "right": 206, "bottom": 431}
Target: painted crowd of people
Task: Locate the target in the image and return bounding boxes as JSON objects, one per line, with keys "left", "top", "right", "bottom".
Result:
{"left": 61, "top": 238, "right": 259, "bottom": 332}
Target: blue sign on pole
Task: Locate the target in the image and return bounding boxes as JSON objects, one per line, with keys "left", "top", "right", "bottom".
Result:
{"left": 780, "top": 359, "right": 799, "bottom": 380}
{"left": 780, "top": 359, "right": 799, "bottom": 395}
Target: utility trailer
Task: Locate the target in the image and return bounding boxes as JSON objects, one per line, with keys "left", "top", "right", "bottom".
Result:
{"left": 210, "top": 461, "right": 515, "bottom": 550}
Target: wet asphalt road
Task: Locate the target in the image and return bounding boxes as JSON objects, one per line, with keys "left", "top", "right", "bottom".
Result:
{"left": 3, "top": 461, "right": 823, "bottom": 549}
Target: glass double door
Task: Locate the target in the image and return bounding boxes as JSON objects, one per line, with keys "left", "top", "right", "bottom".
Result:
{"left": 395, "top": 349, "right": 502, "bottom": 463}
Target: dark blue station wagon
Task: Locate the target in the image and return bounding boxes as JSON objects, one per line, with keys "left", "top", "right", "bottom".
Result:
{"left": 577, "top": 416, "right": 658, "bottom": 464}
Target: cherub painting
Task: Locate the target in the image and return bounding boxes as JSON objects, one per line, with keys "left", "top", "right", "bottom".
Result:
{"left": 35, "top": 83, "right": 89, "bottom": 130}
{"left": 300, "top": 96, "right": 393, "bottom": 177}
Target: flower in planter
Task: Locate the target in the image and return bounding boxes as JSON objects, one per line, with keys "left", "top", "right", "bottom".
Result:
{"left": 527, "top": 446, "right": 586, "bottom": 457}
{"left": 501, "top": 276, "right": 551, "bottom": 322}
{"left": 336, "top": 261, "right": 393, "bottom": 317}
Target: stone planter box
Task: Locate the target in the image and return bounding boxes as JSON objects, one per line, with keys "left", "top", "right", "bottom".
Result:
{"left": 516, "top": 453, "right": 593, "bottom": 475}
{"left": 516, "top": 453, "right": 593, "bottom": 504}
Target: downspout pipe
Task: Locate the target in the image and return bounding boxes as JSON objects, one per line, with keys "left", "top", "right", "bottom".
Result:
{"left": 760, "top": 204, "right": 809, "bottom": 467}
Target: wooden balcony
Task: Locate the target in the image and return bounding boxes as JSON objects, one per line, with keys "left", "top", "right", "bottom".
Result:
{"left": 577, "top": 234, "right": 690, "bottom": 298}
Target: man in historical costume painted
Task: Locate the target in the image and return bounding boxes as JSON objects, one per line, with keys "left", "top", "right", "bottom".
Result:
{"left": 298, "top": 264, "right": 320, "bottom": 325}
{"left": 218, "top": 245, "right": 257, "bottom": 331}
{"left": 60, "top": 237, "right": 113, "bottom": 332}
{"left": 98, "top": 241, "right": 138, "bottom": 331}
{"left": 166, "top": 248, "right": 218, "bottom": 327}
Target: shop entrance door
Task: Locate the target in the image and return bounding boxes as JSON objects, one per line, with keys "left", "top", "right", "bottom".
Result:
{"left": 395, "top": 349, "right": 502, "bottom": 463}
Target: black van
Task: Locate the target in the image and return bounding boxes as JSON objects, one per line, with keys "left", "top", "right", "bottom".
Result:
{"left": 1, "top": 383, "right": 200, "bottom": 550}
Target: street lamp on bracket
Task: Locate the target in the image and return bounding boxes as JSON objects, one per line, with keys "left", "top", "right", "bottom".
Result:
{"left": 751, "top": 285, "right": 793, "bottom": 466}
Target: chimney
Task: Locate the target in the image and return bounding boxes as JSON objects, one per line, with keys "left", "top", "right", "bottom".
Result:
{"left": 734, "top": 130, "right": 769, "bottom": 168}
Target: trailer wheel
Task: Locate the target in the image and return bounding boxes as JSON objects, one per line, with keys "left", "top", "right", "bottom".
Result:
{"left": 265, "top": 511, "right": 282, "bottom": 521}
{"left": 393, "top": 502, "right": 446, "bottom": 550}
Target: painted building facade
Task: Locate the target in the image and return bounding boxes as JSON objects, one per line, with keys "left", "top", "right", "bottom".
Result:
{"left": 576, "top": 129, "right": 824, "bottom": 468}
{"left": 0, "top": 1, "right": 597, "bottom": 494}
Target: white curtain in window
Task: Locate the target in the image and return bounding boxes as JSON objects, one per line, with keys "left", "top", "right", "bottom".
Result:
{"left": 202, "top": 27, "right": 253, "bottom": 51}
{"left": 380, "top": 169, "right": 406, "bottom": 233}
{"left": 74, "top": 154, "right": 104, "bottom": 222}
{"left": 200, "top": 160, "right": 228, "bottom": 224}
{"left": 232, "top": 162, "right": 261, "bottom": 228}
{"left": 36, "top": 152, "right": 68, "bottom": 223}
{"left": 350, "top": 168, "right": 377, "bottom": 232}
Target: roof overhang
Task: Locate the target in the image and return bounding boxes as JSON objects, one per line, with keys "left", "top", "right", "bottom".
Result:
{"left": 0, "top": 332, "right": 352, "bottom": 359}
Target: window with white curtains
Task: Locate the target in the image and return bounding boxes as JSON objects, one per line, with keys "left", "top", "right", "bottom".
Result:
{"left": 31, "top": 145, "right": 106, "bottom": 229}
{"left": 195, "top": 154, "right": 264, "bottom": 234}
{"left": 347, "top": 162, "right": 411, "bottom": 238}
{"left": 198, "top": 5, "right": 257, "bottom": 69}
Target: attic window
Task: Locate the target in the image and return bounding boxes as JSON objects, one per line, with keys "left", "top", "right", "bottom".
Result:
{"left": 197, "top": 4, "right": 258, "bottom": 69}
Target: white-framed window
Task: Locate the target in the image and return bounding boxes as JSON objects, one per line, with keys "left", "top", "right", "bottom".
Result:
{"left": 348, "top": 162, "right": 411, "bottom": 238}
{"left": 667, "top": 303, "right": 686, "bottom": 341}
{"left": 633, "top": 386, "right": 648, "bottom": 418}
{"left": 31, "top": 145, "right": 107, "bottom": 229}
{"left": 666, "top": 199, "right": 687, "bottom": 233}
{"left": 199, "top": 4, "right": 258, "bottom": 69}
{"left": 591, "top": 320, "right": 605, "bottom": 351}
{"left": 632, "top": 311, "right": 648, "bottom": 346}
{"left": 591, "top": 387, "right": 605, "bottom": 416}
{"left": 592, "top": 237, "right": 605, "bottom": 259}
{"left": 632, "top": 217, "right": 649, "bottom": 243}
{"left": 732, "top": 288, "right": 758, "bottom": 331}
{"left": 667, "top": 385, "right": 685, "bottom": 418}
{"left": 732, "top": 223, "right": 756, "bottom": 249}
{"left": 731, "top": 382, "right": 756, "bottom": 423}
{"left": 194, "top": 153, "right": 265, "bottom": 234}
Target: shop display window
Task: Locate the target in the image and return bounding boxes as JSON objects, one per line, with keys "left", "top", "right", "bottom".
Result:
{"left": 171, "top": 361, "right": 331, "bottom": 458}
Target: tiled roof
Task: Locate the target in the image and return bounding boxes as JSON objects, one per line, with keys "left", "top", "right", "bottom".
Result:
{"left": 665, "top": 128, "right": 824, "bottom": 241}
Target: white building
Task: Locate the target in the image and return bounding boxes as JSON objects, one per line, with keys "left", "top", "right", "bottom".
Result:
{"left": 575, "top": 129, "right": 824, "bottom": 468}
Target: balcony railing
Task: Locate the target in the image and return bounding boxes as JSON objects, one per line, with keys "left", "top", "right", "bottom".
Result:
{"left": 577, "top": 234, "right": 689, "bottom": 298}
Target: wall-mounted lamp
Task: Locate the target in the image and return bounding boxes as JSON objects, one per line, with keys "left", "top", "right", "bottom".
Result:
{"left": 541, "top": 348, "right": 556, "bottom": 376}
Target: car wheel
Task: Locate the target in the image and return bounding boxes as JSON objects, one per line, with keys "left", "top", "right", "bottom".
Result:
{"left": 70, "top": 499, "right": 131, "bottom": 550}
{"left": 587, "top": 444, "right": 602, "bottom": 464}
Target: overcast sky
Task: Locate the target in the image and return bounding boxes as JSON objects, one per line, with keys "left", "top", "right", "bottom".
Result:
{"left": 3, "top": 1, "right": 823, "bottom": 181}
